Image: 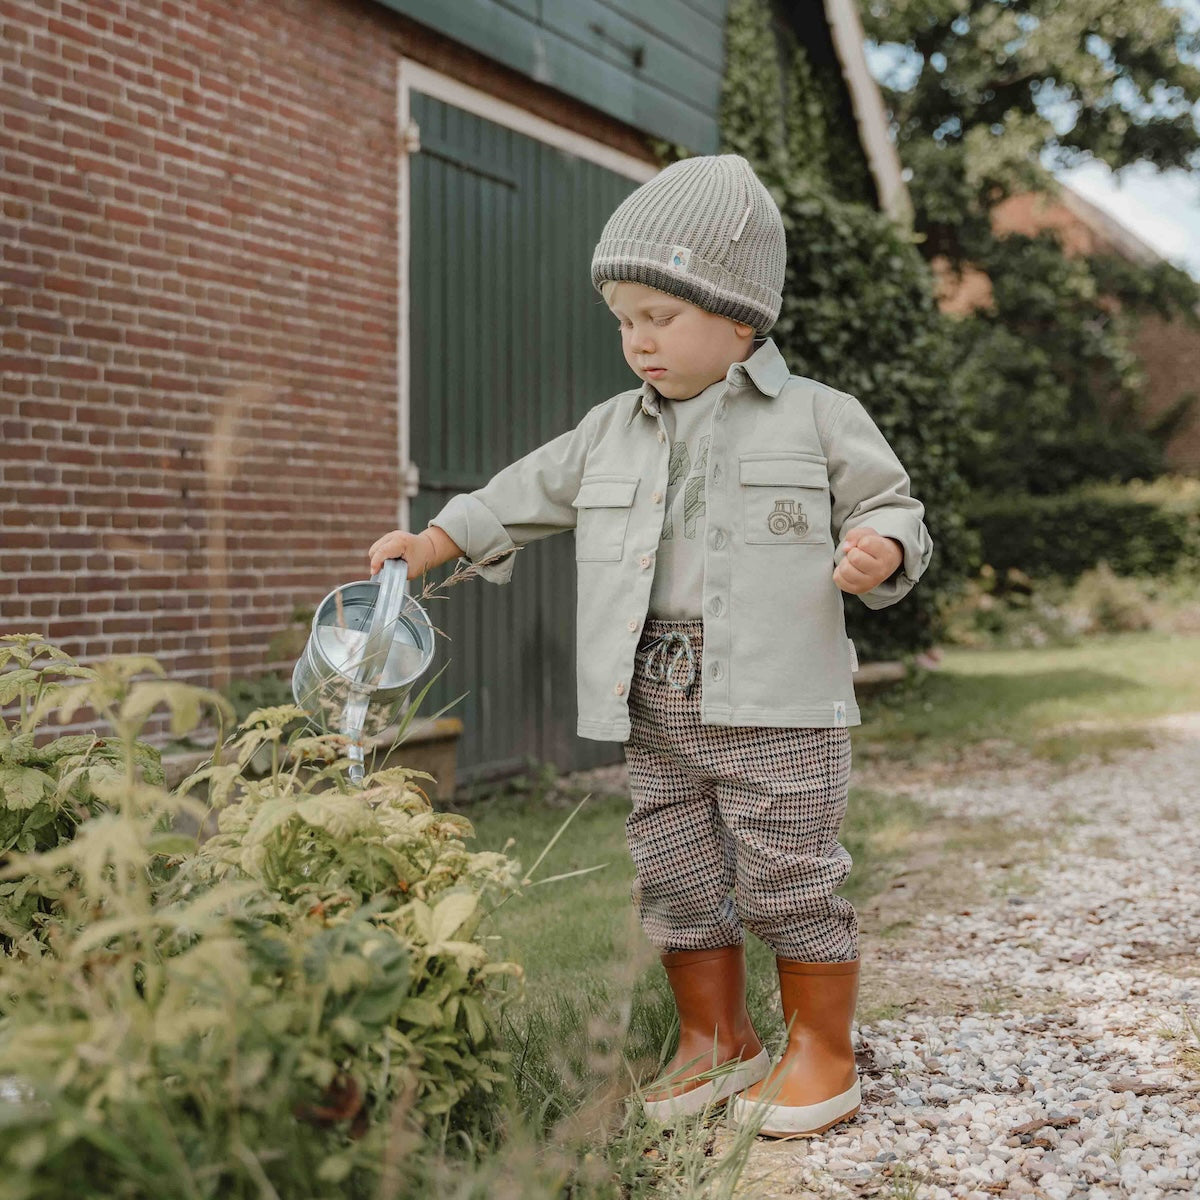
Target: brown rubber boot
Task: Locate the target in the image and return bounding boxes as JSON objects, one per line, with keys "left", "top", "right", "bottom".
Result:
{"left": 727, "top": 957, "right": 861, "bottom": 1137}
{"left": 642, "top": 944, "right": 770, "bottom": 1122}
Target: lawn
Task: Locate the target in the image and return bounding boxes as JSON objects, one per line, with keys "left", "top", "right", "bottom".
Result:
{"left": 857, "top": 630, "right": 1200, "bottom": 766}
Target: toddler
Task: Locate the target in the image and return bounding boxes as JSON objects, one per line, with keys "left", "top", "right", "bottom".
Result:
{"left": 369, "top": 154, "right": 933, "bottom": 1137}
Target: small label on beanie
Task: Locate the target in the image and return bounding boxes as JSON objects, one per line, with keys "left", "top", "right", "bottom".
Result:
{"left": 669, "top": 245, "right": 692, "bottom": 272}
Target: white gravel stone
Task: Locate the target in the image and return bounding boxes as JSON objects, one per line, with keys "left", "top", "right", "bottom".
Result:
{"left": 720, "top": 716, "right": 1200, "bottom": 1196}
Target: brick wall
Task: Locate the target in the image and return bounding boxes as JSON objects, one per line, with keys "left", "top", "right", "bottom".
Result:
{"left": 1, "top": 0, "right": 653, "bottom": 698}
{"left": 1131, "top": 313, "right": 1200, "bottom": 474}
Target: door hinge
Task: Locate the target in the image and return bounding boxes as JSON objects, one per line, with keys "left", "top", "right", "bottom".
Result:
{"left": 400, "top": 121, "right": 421, "bottom": 154}
{"left": 399, "top": 461, "right": 420, "bottom": 498}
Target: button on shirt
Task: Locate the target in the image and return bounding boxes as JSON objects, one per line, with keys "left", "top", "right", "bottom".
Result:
{"left": 429, "top": 338, "right": 934, "bottom": 742}
{"left": 648, "top": 377, "right": 725, "bottom": 619}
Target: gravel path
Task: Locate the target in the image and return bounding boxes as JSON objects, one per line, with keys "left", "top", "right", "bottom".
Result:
{"left": 732, "top": 714, "right": 1200, "bottom": 1199}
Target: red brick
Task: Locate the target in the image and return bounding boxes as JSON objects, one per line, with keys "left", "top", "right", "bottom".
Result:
{"left": 1, "top": 0, "right": 653, "bottom": 710}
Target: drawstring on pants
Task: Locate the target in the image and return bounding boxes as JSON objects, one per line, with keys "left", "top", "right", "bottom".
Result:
{"left": 641, "top": 631, "right": 697, "bottom": 695}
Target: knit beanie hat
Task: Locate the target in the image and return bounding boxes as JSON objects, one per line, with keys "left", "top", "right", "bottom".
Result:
{"left": 591, "top": 154, "right": 786, "bottom": 334}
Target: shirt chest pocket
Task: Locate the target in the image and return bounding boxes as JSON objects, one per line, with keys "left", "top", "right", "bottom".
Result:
{"left": 572, "top": 475, "right": 639, "bottom": 561}
{"left": 740, "top": 454, "right": 831, "bottom": 546}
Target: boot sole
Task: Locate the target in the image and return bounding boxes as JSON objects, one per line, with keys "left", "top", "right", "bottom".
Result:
{"left": 726, "top": 1079, "right": 861, "bottom": 1138}
{"left": 642, "top": 1049, "right": 771, "bottom": 1123}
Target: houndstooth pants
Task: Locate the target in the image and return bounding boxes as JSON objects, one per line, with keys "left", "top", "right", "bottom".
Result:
{"left": 623, "top": 618, "right": 858, "bottom": 962}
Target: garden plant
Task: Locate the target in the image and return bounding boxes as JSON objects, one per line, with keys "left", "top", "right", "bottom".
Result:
{"left": 0, "top": 634, "right": 521, "bottom": 1199}
{"left": 0, "top": 634, "right": 777, "bottom": 1199}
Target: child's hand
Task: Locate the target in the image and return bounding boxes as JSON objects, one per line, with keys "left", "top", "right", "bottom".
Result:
{"left": 832, "top": 527, "right": 904, "bottom": 595}
{"left": 369, "top": 527, "right": 461, "bottom": 578}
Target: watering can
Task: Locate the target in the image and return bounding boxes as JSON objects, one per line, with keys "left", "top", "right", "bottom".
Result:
{"left": 291, "top": 558, "right": 435, "bottom": 785}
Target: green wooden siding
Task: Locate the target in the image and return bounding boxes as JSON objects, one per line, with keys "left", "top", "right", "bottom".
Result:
{"left": 407, "top": 92, "right": 640, "bottom": 781}
{"left": 375, "top": 0, "right": 726, "bottom": 152}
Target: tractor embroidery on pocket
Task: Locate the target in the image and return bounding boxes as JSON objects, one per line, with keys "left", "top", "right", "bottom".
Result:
{"left": 767, "top": 498, "right": 810, "bottom": 537}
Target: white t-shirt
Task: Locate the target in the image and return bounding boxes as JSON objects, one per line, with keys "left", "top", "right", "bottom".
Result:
{"left": 648, "top": 377, "right": 727, "bottom": 619}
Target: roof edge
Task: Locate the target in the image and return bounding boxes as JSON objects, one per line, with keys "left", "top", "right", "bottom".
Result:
{"left": 822, "top": 0, "right": 913, "bottom": 228}
{"left": 1055, "top": 178, "right": 1163, "bottom": 267}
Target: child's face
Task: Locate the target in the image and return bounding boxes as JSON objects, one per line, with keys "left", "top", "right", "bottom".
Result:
{"left": 606, "top": 281, "right": 754, "bottom": 401}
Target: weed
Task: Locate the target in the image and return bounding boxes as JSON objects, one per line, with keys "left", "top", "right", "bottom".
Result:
{"left": 886, "top": 1161, "right": 928, "bottom": 1199}
{"left": 1155, "top": 1008, "right": 1200, "bottom": 1076}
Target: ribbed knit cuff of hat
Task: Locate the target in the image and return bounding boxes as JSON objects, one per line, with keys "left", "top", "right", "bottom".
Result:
{"left": 592, "top": 239, "right": 781, "bottom": 335}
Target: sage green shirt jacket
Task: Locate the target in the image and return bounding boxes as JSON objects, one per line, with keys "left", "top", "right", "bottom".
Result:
{"left": 430, "top": 338, "right": 933, "bottom": 742}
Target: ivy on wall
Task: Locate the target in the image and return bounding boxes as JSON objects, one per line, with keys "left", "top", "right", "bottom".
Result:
{"left": 714, "top": 0, "right": 976, "bottom": 657}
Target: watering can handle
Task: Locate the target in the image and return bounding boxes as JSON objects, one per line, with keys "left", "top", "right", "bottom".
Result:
{"left": 356, "top": 556, "right": 409, "bottom": 687}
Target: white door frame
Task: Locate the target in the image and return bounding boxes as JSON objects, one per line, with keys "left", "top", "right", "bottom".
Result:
{"left": 394, "top": 57, "right": 658, "bottom": 528}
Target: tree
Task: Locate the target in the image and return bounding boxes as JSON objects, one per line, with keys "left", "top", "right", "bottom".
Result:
{"left": 861, "top": 0, "right": 1200, "bottom": 492}
{"left": 863, "top": 0, "right": 1200, "bottom": 248}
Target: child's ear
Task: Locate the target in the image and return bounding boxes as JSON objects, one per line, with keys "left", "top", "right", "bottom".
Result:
{"left": 733, "top": 321, "right": 755, "bottom": 341}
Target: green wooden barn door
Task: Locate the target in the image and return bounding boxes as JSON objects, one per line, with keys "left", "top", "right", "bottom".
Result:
{"left": 407, "top": 91, "right": 641, "bottom": 782}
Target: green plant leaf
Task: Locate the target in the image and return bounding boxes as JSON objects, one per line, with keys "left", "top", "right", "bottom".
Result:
{"left": 430, "top": 892, "right": 477, "bottom": 945}
{"left": 121, "top": 682, "right": 206, "bottom": 736}
{"left": 0, "top": 669, "right": 38, "bottom": 707}
{"left": 28, "top": 734, "right": 101, "bottom": 763}
{"left": 0, "top": 731, "right": 34, "bottom": 765}
{"left": 0, "top": 764, "right": 53, "bottom": 810}
{"left": 397, "top": 997, "right": 442, "bottom": 1026}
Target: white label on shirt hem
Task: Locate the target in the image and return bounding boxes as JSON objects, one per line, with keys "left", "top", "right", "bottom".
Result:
{"left": 834, "top": 701, "right": 847, "bottom": 726}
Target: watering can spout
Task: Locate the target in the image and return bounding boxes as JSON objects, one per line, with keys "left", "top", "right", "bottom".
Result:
{"left": 341, "top": 691, "right": 371, "bottom": 785}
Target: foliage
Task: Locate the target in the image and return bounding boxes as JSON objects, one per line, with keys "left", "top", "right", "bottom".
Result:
{"left": 0, "top": 636, "right": 177, "bottom": 950}
{"left": 719, "top": 0, "right": 789, "bottom": 184}
{"left": 0, "top": 637, "right": 523, "bottom": 1199}
{"left": 947, "top": 225, "right": 1200, "bottom": 493}
{"left": 719, "top": 0, "right": 875, "bottom": 201}
{"left": 861, "top": 0, "right": 1200, "bottom": 494}
{"left": 862, "top": 0, "right": 1200, "bottom": 189}
{"left": 941, "top": 559, "right": 1200, "bottom": 650}
{"left": 0, "top": 638, "right": 778, "bottom": 1197}
{"left": 966, "top": 475, "right": 1200, "bottom": 582}
{"left": 718, "top": 0, "right": 977, "bottom": 657}
{"left": 943, "top": 478, "right": 1200, "bottom": 648}
{"left": 220, "top": 669, "right": 295, "bottom": 728}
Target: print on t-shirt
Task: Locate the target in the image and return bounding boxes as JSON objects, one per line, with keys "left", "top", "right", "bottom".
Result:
{"left": 661, "top": 435, "right": 709, "bottom": 541}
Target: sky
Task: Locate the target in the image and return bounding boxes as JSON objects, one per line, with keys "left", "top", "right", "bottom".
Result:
{"left": 862, "top": 15, "right": 1200, "bottom": 281}
{"left": 1050, "top": 160, "right": 1200, "bottom": 280}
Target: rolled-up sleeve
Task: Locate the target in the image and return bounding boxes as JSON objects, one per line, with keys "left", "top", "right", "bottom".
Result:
{"left": 825, "top": 393, "right": 933, "bottom": 610}
{"left": 428, "top": 415, "right": 595, "bottom": 585}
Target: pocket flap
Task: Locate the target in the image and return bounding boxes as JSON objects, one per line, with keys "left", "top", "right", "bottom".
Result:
{"left": 572, "top": 476, "right": 638, "bottom": 509}
{"left": 739, "top": 456, "right": 828, "bottom": 488}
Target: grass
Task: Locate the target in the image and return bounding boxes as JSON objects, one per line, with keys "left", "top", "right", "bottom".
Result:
{"left": 455, "top": 773, "right": 934, "bottom": 1163}
{"left": 1154, "top": 1008, "right": 1200, "bottom": 1078}
{"left": 855, "top": 631, "right": 1200, "bottom": 767}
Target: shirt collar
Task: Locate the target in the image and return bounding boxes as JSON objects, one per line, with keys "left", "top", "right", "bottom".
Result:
{"left": 625, "top": 337, "right": 790, "bottom": 425}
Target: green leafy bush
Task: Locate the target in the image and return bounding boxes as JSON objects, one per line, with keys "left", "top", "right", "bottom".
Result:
{"left": 941, "top": 560, "right": 1200, "bottom": 649}
{"left": 0, "top": 636, "right": 521, "bottom": 1198}
{"left": 220, "top": 670, "right": 295, "bottom": 727}
{"left": 769, "top": 176, "right": 976, "bottom": 659}
{"left": 1065, "top": 564, "right": 1157, "bottom": 636}
{"left": 967, "top": 481, "right": 1198, "bottom": 582}
{"left": 0, "top": 636, "right": 167, "bottom": 950}
{"left": 715, "top": 0, "right": 976, "bottom": 659}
